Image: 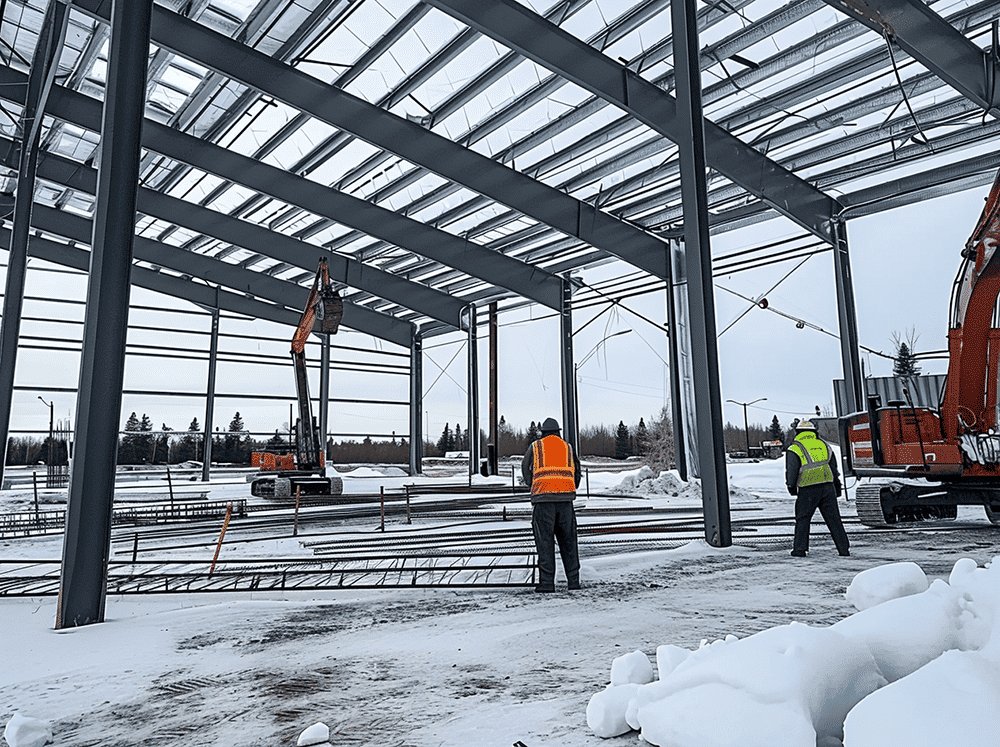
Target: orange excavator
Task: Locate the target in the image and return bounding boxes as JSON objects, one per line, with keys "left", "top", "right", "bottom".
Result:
{"left": 840, "top": 169, "right": 1000, "bottom": 526}
{"left": 250, "top": 259, "right": 345, "bottom": 498}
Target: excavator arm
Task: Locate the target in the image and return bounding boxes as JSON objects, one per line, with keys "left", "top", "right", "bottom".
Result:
{"left": 942, "top": 169, "right": 1000, "bottom": 439}
{"left": 291, "top": 259, "right": 343, "bottom": 471}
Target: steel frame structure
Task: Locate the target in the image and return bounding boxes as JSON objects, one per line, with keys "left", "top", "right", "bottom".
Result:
{"left": 0, "top": 0, "right": 995, "bottom": 620}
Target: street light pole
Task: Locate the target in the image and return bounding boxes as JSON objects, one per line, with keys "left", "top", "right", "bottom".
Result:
{"left": 38, "top": 396, "right": 54, "bottom": 484}
{"left": 726, "top": 397, "right": 766, "bottom": 456}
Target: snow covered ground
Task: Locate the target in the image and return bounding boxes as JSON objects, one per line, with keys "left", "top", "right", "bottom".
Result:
{"left": 2, "top": 456, "right": 999, "bottom": 746}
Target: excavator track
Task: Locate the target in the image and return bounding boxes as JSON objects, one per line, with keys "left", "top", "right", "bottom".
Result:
{"left": 855, "top": 484, "right": 892, "bottom": 527}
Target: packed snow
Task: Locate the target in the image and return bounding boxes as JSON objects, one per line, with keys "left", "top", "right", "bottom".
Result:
{"left": 587, "top": 556, "right": 1000, "bottom": 746}
{"left": 3, "top": 456, "right": 1000, "bottom": 746}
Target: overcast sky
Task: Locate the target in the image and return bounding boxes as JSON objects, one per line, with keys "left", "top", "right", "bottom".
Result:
{"left": 6, "top": 181, "right": 987, "bottom": 446}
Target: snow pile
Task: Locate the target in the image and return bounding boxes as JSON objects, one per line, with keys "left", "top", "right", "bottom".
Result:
{"left": 3, "top": 713, "right": 52, "bottom": 747}
{"left": 296, "top": 722, "right": 330, "bottom": 746}
{"left": 845, "top": 562, "right": 928, "bottom": 611}
{"left": 588, "top": 557, "right": 1000, "bottom": 746}
{"left": 610, "top": 467, "right": 756, "bottom": 504}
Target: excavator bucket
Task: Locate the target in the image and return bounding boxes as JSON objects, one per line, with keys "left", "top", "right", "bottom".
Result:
{"left": 318, "top": 287, "right": 343, "bottom": 334}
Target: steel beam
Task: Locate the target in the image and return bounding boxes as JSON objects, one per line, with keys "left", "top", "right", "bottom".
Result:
{"left": 57, "top": 0, "right": 153, "bottom": 629}
{"left": 0, "top": 223, "right": 306, "bottom": 328}
{"left": 0, "top": 0, "right": 68, "bottom": 487}
{"left": 0, "top": 138, "right": 466, "bottom": 329}
{"left": 559, "top": 278, "right": 579, "bottom": 452}
{"left": 70, "top": 1, "right": 674, "bottom": 282}
{"left": 25, "top": 203, "right": 414, "bottom": 348}
{"left": 672, "top": 0, "right": 731, "bottom": 547}
{"left": 320, "top": 333, "right": 330, "bottom": 459}
{"left": 664, "top": 238, "right": 687, "bottom": 482}
{"left": 831, "top": 221, "right": 865, "bottom": 415}
{"left": 466, "top": 305, "right": 479, "bottom": 478}
{"left": 488, "top": 301, "right": 499, "bottom": 476}
{"left": 409, "top": 330, "right": 423, "bottom": 476}
{"left": 0, "top": 65, "right": 561, "bottom": 312}
{"left": 202, "top": 299, "right": 219, "bottom": 482}
{"left": 823, "top": 0, "right": 1000, "bottom": 117}
{"left": 425, "top": 0, "right": 842, "bottom": 245}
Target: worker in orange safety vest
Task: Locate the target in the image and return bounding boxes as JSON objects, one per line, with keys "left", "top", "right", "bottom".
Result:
{"left": 521, "top": 417, "right": 582, "bottom": 592}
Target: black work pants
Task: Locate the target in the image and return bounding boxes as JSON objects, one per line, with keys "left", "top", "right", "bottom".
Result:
{"left": 793, "top": 483, "right": 850, "bottom": 555}
{"left": 531, "top": 501, "right": 580, "bottom": 588}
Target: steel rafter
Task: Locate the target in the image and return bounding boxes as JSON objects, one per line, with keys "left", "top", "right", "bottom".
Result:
{"left": 823, "top": 0, "right": 1000, "bottom": 118}
{"left": 0, "top": 135, "right": 467, "bottom": 330}
{"left": 70, "top": 1, "right": 675, "bottom": 282}
{"left": 424, "top": 0, "right": 843, "bottom": 244}
{"left": 23, "top": 202, "right": 416, "bottom": 348}
{"left": 0, "top": 64, "right": 563, "bottom": 312}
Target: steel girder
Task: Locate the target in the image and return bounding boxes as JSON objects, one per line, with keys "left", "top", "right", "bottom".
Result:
{"left": 0, "top": 135, "right": 466, "bottom": 330}
{"left": 823, "top": 0, "right": 1000, "bottom": 118}
{"left": 425, "top": 0, "right": 843, "bottom": 245}
{"left": 0, "top": 0, "right": 69, "bottom": 484}
{"left": 0, "top": 66, "right": 563, "bottom": 313}
{"left": 23, "top": 202, "right": 415, "bottom": 348}
{"left": 69, "top": 1, "right": 673, "bottom": 282}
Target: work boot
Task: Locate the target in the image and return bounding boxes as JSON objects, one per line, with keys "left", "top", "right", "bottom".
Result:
{"left": 534, "top": 585, "right": 554, "bottom": 593}
{"left": 790, "top": 550, "right": 807, "bottom": 557}
{"left": 567, "top": 580, "right": 581, "bottom": 591}
{"left": 839, "top": 549, "right": 851, "bottom": 557}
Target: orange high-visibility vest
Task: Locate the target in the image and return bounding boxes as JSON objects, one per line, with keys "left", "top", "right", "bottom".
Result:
{"left": 530, "top": 435, "right": 576, "bottom": 495}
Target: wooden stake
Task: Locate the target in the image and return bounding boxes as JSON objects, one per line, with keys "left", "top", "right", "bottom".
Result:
{"left": 209, "top": 502, "right": 233, "bottom": 575}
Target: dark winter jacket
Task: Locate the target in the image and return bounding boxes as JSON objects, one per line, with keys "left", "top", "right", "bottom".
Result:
{"left": 785, "top": 432, "right": 842, "bottom": 496}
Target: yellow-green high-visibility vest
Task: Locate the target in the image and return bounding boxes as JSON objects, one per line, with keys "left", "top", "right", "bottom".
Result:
{"left": 790, "top": 432, "right": 834, "bottom": 488}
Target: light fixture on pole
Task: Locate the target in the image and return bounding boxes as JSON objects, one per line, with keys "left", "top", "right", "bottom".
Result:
{"left": 726, "top": 397, "right": 766, "bottom": 456}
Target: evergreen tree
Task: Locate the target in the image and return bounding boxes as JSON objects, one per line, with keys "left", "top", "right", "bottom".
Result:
{"left": 454, "top": 423, "right": 464, "bottom": 451}
{"left": 178, "top": 418, "right": 201, "bottom": 462}
{"left": 118, "top": 412, "right": 141, "bottom": 464}
{"left": 436, "top": 423, "right": 453, "bottom": 454}
{"left": 615, "top": 421, "right": 631, "bottom": 459}
{"left": 526, "top": 420, "right": 540, "bottom": 444}
{"left": 266, "top": 430, "right": 286, "bottom": 449}
{"left": 634, "top": 418, "right": 649, "bottom": 455}
{"left": 891, "top": 330, "right": 922, "bottom": 378}
{"left": 768, "top": 415, "right": 783, "bottom": 441}
{"left": 223, "top": 412, "right": 250, "bottom": 464}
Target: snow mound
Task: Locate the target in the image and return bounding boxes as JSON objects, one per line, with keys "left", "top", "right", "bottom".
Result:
{"left": 332, "top": 466, "right": 406, "bottom": 478}
{"left": 589, "top": 557, "right": 1000, "bottom": 746}
{"left": 845, "top": 562, "right": 929, "bottom": 611}
{"left": 611, "top": 467, "right": 757, "bottom": 504}
{"left": 296, "top": 722, "right": 329, "bottom": 746}
{"left": 610, "top": 650, "right": 654, "bottom": 686}
{"left": 3, "top": 713, "right": 52, "bottom": 747}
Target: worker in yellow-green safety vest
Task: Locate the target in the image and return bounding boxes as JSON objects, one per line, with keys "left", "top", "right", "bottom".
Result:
{"left": 785, "top": 419, "right": 850, "bottom": 558}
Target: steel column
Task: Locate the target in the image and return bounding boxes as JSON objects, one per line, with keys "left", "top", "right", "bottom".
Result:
{"left": 0, "top": 0, "right": 68, "bottom": 487}
{"left": 466, "top": 306, "right": 479, "bottom": 477}
{"left": 559, "top": 278, "right": 579, "bottom": 452}
{"left": 320, "top": 333, "right": 330, "bottom": 459}
{"left": 57, "top": 0, "right": 152, "bottom": 628}
{"left": 202, "top": 300, "right": 219, "bottom": 482}
{"left": 409, "top": 330, "right": 423, "bottom": 476}
{"left": 488, "top": 301, "right": 499, "bottom": 476}
{"left": 665, "top": 237, "right": 687, "bottom": 481}
{"left": 672, "top": 0, "right": 731, "bottom": 547}
{"left": 832, "top": 220, "right": 864, "bottom": 414}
